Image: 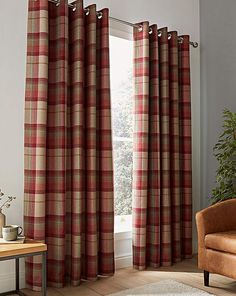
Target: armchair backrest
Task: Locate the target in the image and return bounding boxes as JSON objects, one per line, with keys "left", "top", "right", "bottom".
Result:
{"left": 196, "top": 199, "right": 236, "bottom": 249}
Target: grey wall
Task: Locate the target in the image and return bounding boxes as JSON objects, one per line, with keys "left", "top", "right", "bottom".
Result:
{"left": 200, "top": 0, "right": 236, "bottom": 207}
{"left": 0, "top": 0, "right": 200, "bottom": 291}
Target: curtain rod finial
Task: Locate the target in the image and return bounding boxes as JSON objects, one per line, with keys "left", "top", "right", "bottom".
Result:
{"left": 191, "top": 41, "right": 199, "bottom": 48}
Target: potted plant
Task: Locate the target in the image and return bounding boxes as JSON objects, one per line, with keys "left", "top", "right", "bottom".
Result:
{"left": 210, "top": 109, "right": 236, "bottom": 204}
{"left": 0, "top": 189, "right": 16, "bottom": 237}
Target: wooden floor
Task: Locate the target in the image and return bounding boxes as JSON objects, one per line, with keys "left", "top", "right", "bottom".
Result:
{"left": 21, "top": 257, "right": 236, "bottom": 296}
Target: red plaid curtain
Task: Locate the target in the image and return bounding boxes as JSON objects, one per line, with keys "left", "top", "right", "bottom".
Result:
{"left": 24, "top": 0, "right": 114, "bottom": 289}
{"left": 132, "top": 22, "right": 192, "bottom": 269}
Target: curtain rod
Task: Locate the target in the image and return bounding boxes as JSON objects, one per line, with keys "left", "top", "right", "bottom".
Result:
{"left": 46, "top": 0, "right": 198, "bottom": 48}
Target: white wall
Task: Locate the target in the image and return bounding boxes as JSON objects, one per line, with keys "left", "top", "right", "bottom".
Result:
{"left": 200, "top": 0, "right": 236, "bottom": 208}
{"left": 0, "top": 0, "right": 200, "bottom": 292}
{"left": 0, "top": 0, "right": 28, "bottom": 292}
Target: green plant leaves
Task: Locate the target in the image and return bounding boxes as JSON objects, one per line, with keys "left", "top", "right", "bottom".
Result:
{"left": 210, "top": 109, "right": 236, "bottom": 204}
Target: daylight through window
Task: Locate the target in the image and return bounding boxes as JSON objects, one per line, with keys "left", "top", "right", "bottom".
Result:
{"left": 110, "top": 35, "right": 133, "bottom": 231}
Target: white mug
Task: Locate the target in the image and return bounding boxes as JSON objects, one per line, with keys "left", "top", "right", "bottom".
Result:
{"left": 2, "top": 225, "right": 23, "bottom": 241}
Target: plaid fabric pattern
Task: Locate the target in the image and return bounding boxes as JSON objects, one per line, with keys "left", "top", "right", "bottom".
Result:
{"left": 132, "top": 22, "right": 150, "bottom": 270}
{"left": 169, "top": 31, "right": 181, "bottom": 263}
{"left": 24, "top": 0, "right": 114, "bottom": 290}
{"left": 133, "top": 24, "right": 192, "bottom": 270}
{"left": 179, "top": 35, "right": 192, "bottom": 258}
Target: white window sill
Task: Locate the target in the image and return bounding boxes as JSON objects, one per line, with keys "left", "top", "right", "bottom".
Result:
{"left": 115, "top": 231, "right": 132, "bottom": 241}
{"left": 115, "top": 215, "right": 132, "bottom": 240}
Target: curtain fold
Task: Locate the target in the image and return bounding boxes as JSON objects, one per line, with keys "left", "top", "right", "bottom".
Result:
{"left": 133, "top": 22, "right": 192, "bottom": 270}
{"left": 24, "top": 0, "right": 114, "bottom": 289}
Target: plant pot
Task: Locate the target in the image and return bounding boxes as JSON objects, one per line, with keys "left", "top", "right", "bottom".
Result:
{"left": 0, "top": 210, "right": 6, "bottom": 238}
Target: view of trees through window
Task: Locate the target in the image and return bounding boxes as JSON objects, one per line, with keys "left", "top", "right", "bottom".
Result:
{"left": 110, "top": 35, "right": 133, "bottom": 216}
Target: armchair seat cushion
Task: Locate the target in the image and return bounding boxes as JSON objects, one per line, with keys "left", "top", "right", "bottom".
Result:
{"left": 205, "top": 230, "right": 236, "bottom": 255}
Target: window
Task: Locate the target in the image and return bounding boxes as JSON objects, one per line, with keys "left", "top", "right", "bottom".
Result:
{"left": 110, "top": 35, "right": 133, "bottom": 233}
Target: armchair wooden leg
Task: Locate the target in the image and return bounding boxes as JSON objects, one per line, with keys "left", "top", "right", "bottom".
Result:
{"left": 204, "top": 270, "right": 209, "bottom": 286}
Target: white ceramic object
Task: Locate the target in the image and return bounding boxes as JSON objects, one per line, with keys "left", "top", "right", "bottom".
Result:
{"left": 2, "top": 225, "right": 23, "bottom": 241}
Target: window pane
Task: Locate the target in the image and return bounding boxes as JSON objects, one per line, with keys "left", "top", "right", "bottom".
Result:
{"left": 110, "top": 36, "right": 133, "bottom": 139}
{"left": 111, "top": 71, "right": 133, "bottom": 138}
{"left": 113, "top": 140, "right": 133, "bottom": 216}
{"left": 110, "top": 35, "right": 133, "bottom": 218}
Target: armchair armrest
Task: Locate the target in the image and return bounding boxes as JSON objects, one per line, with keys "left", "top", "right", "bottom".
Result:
{"left": 196, "top": 199, "right": 236, "bottom": 249}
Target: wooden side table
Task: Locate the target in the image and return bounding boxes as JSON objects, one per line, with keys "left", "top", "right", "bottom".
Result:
{"left": 0, "top": 239, "right": 47, "bottom": 296}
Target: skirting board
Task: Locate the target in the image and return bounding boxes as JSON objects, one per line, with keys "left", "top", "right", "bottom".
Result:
{"left": 115, "top": 251, "right": 199, "bottom": 271}
{"left": 0, "top": 256, "right": 133, "bottom": 293}
{"left": 115, "top": 255, "right": 132, "bottom": 270}
{"left": 0, "top": 251, "right": 197, "bottom": 292}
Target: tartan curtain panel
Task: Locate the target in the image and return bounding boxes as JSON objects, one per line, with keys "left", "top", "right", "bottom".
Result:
{"left": 132, "top": 22, "right": 192, "bottom": 269}
{"left": 24, "top": 0, "right": 114, "bottom": 289}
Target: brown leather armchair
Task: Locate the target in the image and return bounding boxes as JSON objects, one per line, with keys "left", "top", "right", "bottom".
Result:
{"left": 196, "top": 199, "right": 236, "bottom": 286}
